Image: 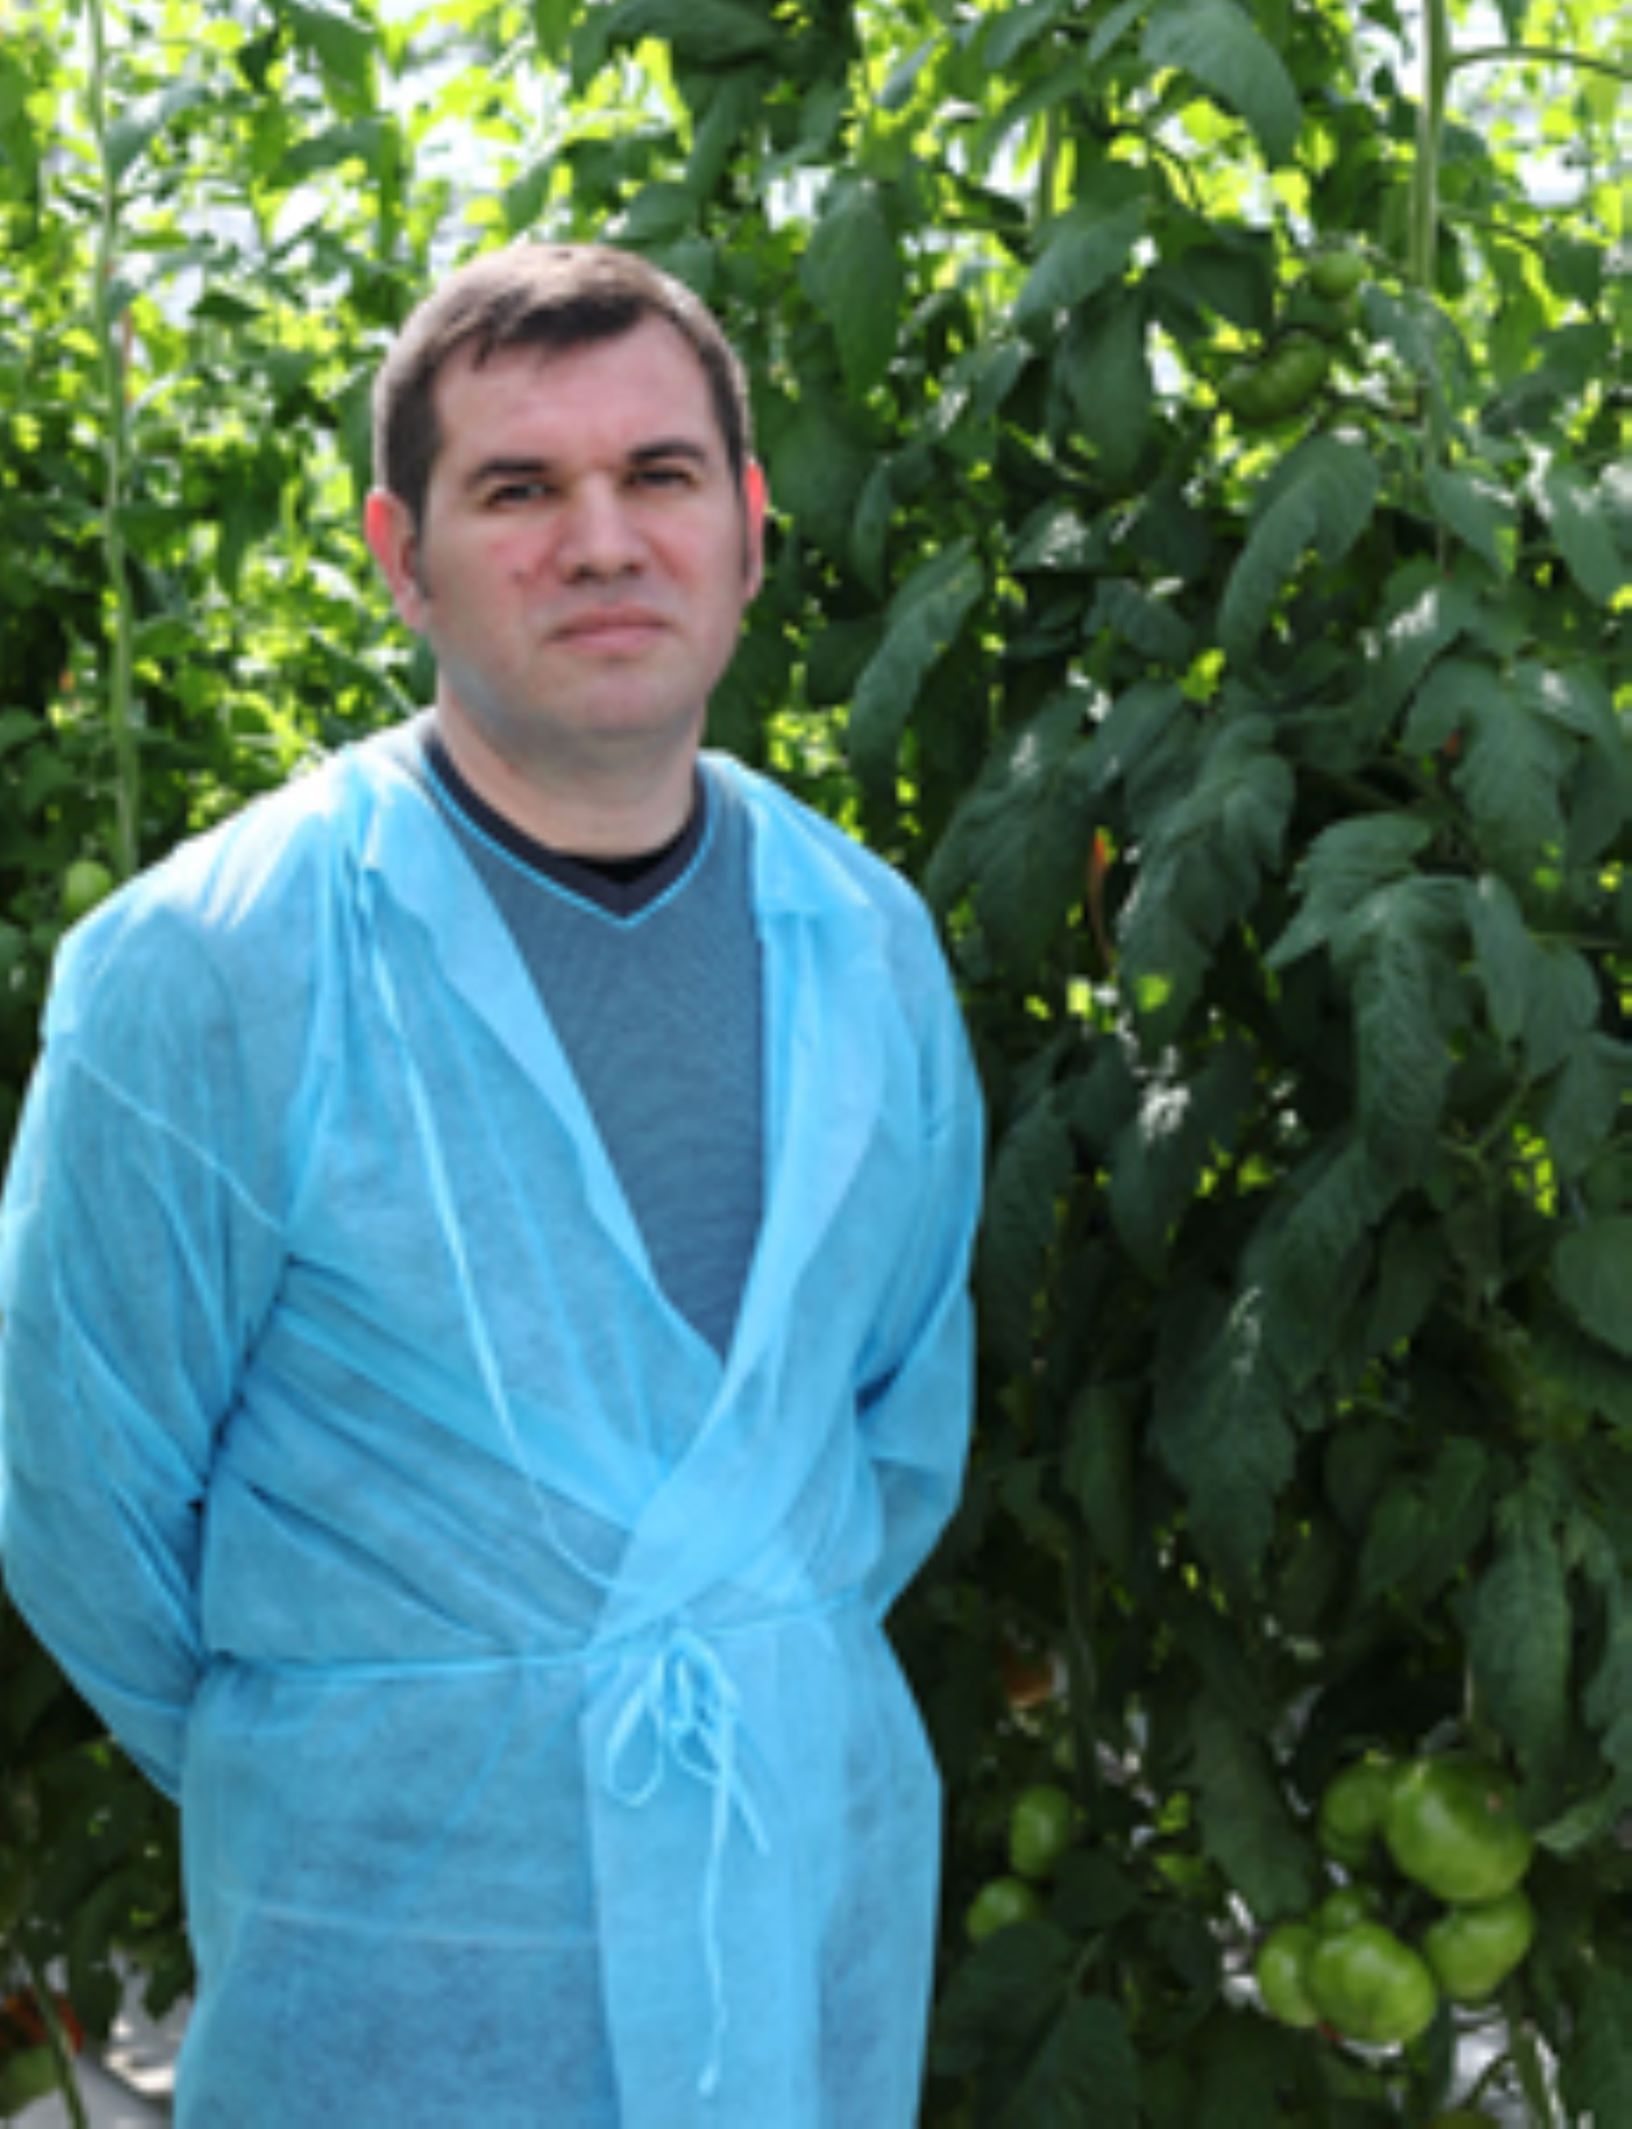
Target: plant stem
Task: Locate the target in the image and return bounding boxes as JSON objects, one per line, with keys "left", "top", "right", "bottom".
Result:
{"left": 19, "top": 1950, "right": 89, "bottom": 2129}
{"left": 1452, "top": 43, "right": 1632, "bottom": 91}
{"left": 86, "top": 0, "right": 140, "bottom": 882}
{"left": 1506, "top": 2009, "right": 1557, "bottom": 2129}
{"left": 1408, "top": 0, "right": 1452, "bottom": 295}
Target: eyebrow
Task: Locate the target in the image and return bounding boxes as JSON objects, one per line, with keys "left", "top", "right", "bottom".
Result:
{"left": 462, "top": 437, "right": 715, "bottom": 493}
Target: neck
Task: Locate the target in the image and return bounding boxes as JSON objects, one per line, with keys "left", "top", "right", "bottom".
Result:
{"left": 429, "top": 701, "right": 702, "bottom": 858}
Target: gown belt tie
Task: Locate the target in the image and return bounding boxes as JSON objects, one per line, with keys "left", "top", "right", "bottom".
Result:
{"left": 603, "top": 1628, "right": 769, "bottom": 2098}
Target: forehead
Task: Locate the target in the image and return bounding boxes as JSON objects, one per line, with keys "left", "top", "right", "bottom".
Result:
{"left": 431, "top": 315, "right": 721, "bottom": 468}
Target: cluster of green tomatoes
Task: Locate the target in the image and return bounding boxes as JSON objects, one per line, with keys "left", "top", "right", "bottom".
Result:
{"left": 1217, "top": 244, "right": 1367, "bottom": 428}
{"left": 964, "top": 1781, "right": 1079, "bottom": 1942}
{"left": 1256, "top": 1752, "right": 1537, "bottom": 2051}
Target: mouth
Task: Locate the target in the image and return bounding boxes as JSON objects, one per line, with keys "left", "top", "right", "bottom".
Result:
{"left": 552, "top": 609, "right": 670, "bottom": 652}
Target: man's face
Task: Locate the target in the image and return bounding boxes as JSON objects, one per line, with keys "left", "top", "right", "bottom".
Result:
{"left": 366, "top": 314, "right": 766, "bottom": 785}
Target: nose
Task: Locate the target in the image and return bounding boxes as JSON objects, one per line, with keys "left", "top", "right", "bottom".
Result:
{"left": 557, "top": 475, "right": 644, "bottom": 580}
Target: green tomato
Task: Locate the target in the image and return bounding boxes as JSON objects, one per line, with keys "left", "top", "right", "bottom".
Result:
{"left": 0, "top": 2044, "right": 59, "bottom": 2115}
{"left": 1008, "top": 1782, "right": 1077, "bottom": 1881}
{"left": 1219, "top": 333, "right": 1331, "bottom": 426}
{"left": 1305, "top": 1921, "right": 1439, "bottom": 2048}
{"left": 1318, "top": 1822, "right": 1374, "bottom": 1872}
{"left": 1255, "top": 1920, "right": 1321, "bottom": 2028}
{"left": 1312, "top": 1882, "right": 1384, "bottom": 1935}
{"left": 61, "top": 857, "right": 115, "bottom": 923}
{"left": 1307, "top": 247, "right": 1367, "bottom": 301}
{"left": 1317, "top": 1755, "right": 1396, "bottom": 1863}
{"left": 965, "top": 1874, "right": 1044, "bottom": 1943}
{"left": 1423, "top": 1885, "right": 1536, "bottom": 2004}
{"left": 1257, "top": 333, "right": 1332, "bottom": 414}
{"left": 1384, "top": 1758, "right": 1533, "bottom": 1905}
{"left": 1219, "top": 358, "right": 1280, "bottom": 425}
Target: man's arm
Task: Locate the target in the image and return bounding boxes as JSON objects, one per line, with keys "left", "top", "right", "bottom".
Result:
{"left": 0, "top": 958, "right": 285, "bottom": 1798}
{"left": 855, "top": 958, "right": 985, "bottom": 1615}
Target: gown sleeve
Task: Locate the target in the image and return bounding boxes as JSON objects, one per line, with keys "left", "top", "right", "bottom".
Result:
{"left": 0, "top": 913, "right": 287, "bottom": 1800}
{"left": 854, "top": 930, "right": 985, "bottom": 1615}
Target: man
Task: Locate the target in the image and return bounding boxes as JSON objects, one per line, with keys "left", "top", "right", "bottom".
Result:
{"left": 0, "top": 243, "right": 983, "bottom": 2126}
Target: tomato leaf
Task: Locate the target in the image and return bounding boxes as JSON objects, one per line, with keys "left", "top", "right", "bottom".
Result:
{"left": 930, "top": 1919, "right": 1076, "bottom": 2077}
{"left": 977, "top": 1086, "right": 1076, "bottom": 1375}
{"left": 1118, "top": 711, "right": 1293, "bottom": 1032}
{"left": 1219, "top": 437, "right": 1380, "bottom": 663}
{"left": 998, "top": 1993, "right": 1139, "bottom": 2129}
{"left": 1344, "top": 879, "right": 1459, "bottom": 1178}
{"left": 1357, "top": 1437, "right": 1491, "bottom": 1608}
{"left": 762, "top": 390, "right": 876, "bottom": 565}
{"left": 1014, "top": 190, "right": 1147, "bottom": 327}
{"left": 1266, "top": 812, "right": 1432, "bottom": 971}
{"left": 1535, "top": 456, "right": 1628, "bottom": 606}
{"left": 1059, "top": 294, "right": 1154, "bottom": 485}
{"left": 1154, "top": 1287, "right": 1295, "bottom": 1589}
{"left": 1551, "top": 1218, "right": 1632, "bottom": 1360}
{"left": 1558, "top": 1962, "right": 1632, "bottom": 2124}
{"left": 1425, "top": 460, "right": 1514, "bottom": 575}
{"left": 925, "top": 692, "right": 1095, "bottom": 972}
{"left": 1184, "top": 1695, "right": 1318, "bottom": 1922}
{"left": 1466, "top": 1478, "right": 1573, "bottom": 1786}
{"left": 801, "top": 179, "right": 902, "bottom": 399}
{"left": 848, "top": 539, "right": 985, "bottom": 793}
{"left": 1142, "top": 0, "right": 1301, "bottom": 167}
{"left": 1106, "top": 1039, "right": 1254, "bottom": 1278}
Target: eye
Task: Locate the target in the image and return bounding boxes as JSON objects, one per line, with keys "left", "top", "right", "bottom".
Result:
{"left": 485, "top": 477, "right": 554, "bottom": 507}
{"left": 631, "top": 461, "right": 697, "bottom": 491}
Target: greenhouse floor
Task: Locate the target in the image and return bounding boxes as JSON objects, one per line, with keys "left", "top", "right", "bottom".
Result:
{"left": 16, "top": 1987, "right": 179, "bottom": 2127}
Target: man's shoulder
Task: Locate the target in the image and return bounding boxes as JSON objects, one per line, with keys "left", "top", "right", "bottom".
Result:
{"left": 711, "top": 755, "right": 933, "bottom": 933}
{"left": 45, "top": 734, "right": 408, "bottom": 1042}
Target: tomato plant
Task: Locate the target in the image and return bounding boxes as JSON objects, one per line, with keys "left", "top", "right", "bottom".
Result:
{"left": 5, "top": 2, "right": 1632, "bottom": 2126}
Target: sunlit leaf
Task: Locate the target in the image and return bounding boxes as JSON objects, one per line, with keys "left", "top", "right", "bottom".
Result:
{"left": 1143, "top": 0, "right": 1302, "bottom": 165}
{"left": 1536, "top": 456, "right": 1629, "bottom": 606}
{"left": 801, "top": 179, "right": 901, "bottom": 398}
{"left": 1219, "top": 437, "right": 1380, "bottom": 662}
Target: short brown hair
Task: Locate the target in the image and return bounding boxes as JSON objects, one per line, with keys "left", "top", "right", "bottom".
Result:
{"left": 372, "top": 243, "right": 754, "bottom": 528}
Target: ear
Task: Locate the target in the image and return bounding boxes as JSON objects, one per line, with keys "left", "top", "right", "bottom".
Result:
{"left": 364, "top": 488, "right": 429, "bottom": 629}
{"left": 741, "top": 458, "right": 769, "bottom": 598}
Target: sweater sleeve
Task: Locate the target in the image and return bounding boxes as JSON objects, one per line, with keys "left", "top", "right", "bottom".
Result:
{"left": 0, "top": 940, "right": 288, "bottom": 1798}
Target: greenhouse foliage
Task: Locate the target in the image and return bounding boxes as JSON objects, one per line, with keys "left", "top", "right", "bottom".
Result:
{"left": 0, "top": 0, "right": 1629, "bottom": 2119}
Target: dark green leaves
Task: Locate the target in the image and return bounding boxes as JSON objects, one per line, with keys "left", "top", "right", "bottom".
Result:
{"left": 1142, "top": 0, "right": 1302, "bottom": 165}
{"left": 1183, "top": 1694, "right": 1317, "bottom": 1920}
{"left": 934, "top": 1926, "right": 1138, "bottom": 2129}
{"left": 1015, "top": 190, "right": 1147, "bottom": 329}
{"left": 1560, "top": 1962, "right": 1632, "bottom": 2124}
{"left": 1466, "top": 1472, "right": 1573, "bottom": 1790}
{"left": 847, "top": 538, "right": 985, "bottom": 792}
{"left": 926, "top": 692, "right": 1094, "bottom": 972}
{"left": 801, "top": 179, "right": 902, "bottom": 398}
{"left": 1552, "top": 1219, "right": 1632, "bottom": 1360}
{"left": 1219, "top": 436, "right": 1380, "bottom": 662}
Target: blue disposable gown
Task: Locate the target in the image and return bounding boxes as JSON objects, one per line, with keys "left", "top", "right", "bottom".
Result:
{"left": 0, "top": 732, "right": 983, "bottom": 2127}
